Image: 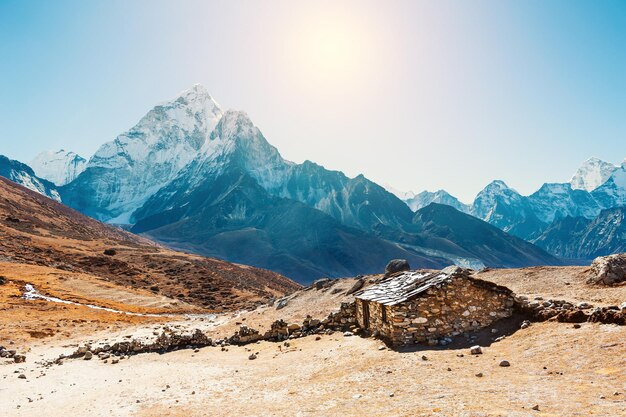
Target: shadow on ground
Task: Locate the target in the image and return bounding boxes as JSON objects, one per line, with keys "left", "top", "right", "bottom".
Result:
{"left": 392, "top": 313, "right": 532, "bottom": 353}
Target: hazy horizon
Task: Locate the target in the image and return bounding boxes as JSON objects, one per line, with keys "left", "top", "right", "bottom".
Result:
{"left": 2, "top": 0, "right": 626, "bottom": 201}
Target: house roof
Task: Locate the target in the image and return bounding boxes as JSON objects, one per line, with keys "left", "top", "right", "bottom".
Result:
{"left": 354, "top": 266, "right": 466, "bottom": 306}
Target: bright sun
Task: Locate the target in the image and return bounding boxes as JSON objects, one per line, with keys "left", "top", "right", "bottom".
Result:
{"left": 286, "top": 10, "right": 372, "bottom": 89}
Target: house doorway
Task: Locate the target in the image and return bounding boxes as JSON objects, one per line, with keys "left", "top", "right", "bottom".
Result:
{"left": 362, "top": 301, "right": 370, "bottom": 329}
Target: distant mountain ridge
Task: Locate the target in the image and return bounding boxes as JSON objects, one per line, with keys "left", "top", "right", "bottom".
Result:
{"left": 389, "top": 156, "right": 626, "bottom": 261}
{"left": 1, "top": 85, "right": 561, "bottom": 282}
{"left": 1, "top": 84, "right": 563, "bottom": 283}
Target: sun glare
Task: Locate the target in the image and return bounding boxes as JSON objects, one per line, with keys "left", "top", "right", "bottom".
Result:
{"left": 285, "top": 10, "right": 373, "bottom": 90}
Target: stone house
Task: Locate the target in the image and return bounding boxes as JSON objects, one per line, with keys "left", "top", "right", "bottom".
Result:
{"left": 354, "top": 266, "right": 516, "bottom": 346}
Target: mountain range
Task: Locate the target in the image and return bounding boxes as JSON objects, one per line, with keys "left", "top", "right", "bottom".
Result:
{"left": 0, "top": 85, "right": 563, "bottom": 283}
{"left": 392, "top": 157, "right": 626, "bottom": 261}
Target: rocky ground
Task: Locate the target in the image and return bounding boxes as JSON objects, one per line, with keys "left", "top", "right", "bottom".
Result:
{"left": 1, "top": 265, "right": 625, "bottom": 416}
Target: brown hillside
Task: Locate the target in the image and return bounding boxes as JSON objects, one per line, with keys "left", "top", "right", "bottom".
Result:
{"left": 0, "top": 177, "right": 300, "bottom": 311}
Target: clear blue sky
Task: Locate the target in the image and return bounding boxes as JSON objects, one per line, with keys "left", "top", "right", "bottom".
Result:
{"left": 1, "top": 0, "right": 625, "bottom": 202}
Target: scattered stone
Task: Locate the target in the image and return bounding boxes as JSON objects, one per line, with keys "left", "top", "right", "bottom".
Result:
{"left": 475, "top": 372, "right": 483, "bottom": 377}
{"left": 531, "top": 405, "right": 540, "bottom": 411}
{"left": 18, "top": 374, "right": 26, "bottom": 379}
{"left": 499, "top": 360, "right": 510, "bottom": 367}
{"left": 83, "top": 351, "right": 93, "bottom": 360}
{"left": 248, "top": 353, "right": 257, "bottom": 360}
{"left": 103, "top": 248, "right": 117, "bottom": 256}
{"left": 378, "top": 345, "right": 386, "bottom": 351}
{"left": 573, "top": 324, "right": 581, "bottom": 329}
{"left": 389, "top": 393, "right": 395, "bottom": 397}
{"left": 470, "top": 345, "right": 482, "bottom": 355}
{"left": 343, "top": 331, "right": 353, "bottom": 337}
{"left": 315, "top": 336, "right": 321, "bottom": 341}
{"left": 520, "top": 320, "right": 531, "bottom": 329}
{"left": 421, "top": 355, "right": 428, "bottom": 361}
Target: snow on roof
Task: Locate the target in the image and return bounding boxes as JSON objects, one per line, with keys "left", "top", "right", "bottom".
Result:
{"left": 354, "top": 266, "right": 465, "bottom": 306}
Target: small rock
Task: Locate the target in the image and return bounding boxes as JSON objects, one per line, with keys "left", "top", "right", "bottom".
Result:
{"left": 83, "top": 351, "right": 93, "bottom": 360}
{"left": 248, "top": 353, "right": 257, "bottom": 360}
{"left": 573, "top": 324, "right": 581, "bottom": 329}
{"left": 389, "top": 393, "right": 395, "bottom": 397}
{"left": 18, "top": 374, "right": 26, "bottom": 379}
{"left": 470, "top": 345, "right": 482, "bottom": 355}
{"left": 531, "top": 405, "right": 540, "bottom": 411}
{"left": 343, "top": 331, "right": 353, "bottom": 337}
{"left": 499, "top": 360, "right": 510, "bottom": 367}
{"left": 421, "top": 355, "right": 428, "bottom": 361}
{"left": 378, "top": 345, "right": 386, "bottom": 351}
{"left": 475, "top": 372, "right": 483, "bottom": 377}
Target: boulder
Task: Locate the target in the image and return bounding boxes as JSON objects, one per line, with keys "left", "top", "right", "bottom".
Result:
{"left": 385, "top": 259, "right": 410, "bottom": 276}
{"left": 588, "top": 254, "right": 626, "bottom": 285}
{"left": 346, "top": 278, "right": 365, "bottom": 295}
{"left": 312, "top": 278, "right": 331, "bottom": 290}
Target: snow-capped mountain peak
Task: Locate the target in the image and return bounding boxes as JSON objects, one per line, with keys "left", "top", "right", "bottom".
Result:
{"left": 404, "top": 189, "right": 469, "bottom": 213}
{"left": 382, "top": 184, "right": 417, "bottom": 200}
{"left": 30, "top": 149, "right": 87, "bottom": 186}
{"left": 61, "top": 84, "right": 225, "bottom": 223}
{"left": 569, "top": 157, "right": 619, "bottom": 192}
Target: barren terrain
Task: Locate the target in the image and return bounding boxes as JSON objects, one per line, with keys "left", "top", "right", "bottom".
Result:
{"left": 1, "top": 264, "right": 625, "bottom": 416}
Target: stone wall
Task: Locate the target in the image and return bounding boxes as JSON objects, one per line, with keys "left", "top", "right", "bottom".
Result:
{"left": 358, "top": 276, "right": 515, "bottom": 346}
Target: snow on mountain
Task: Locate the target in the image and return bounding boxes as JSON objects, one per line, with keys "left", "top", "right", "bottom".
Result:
{"left": 60, "top": 84, "right": 223, "bottom": 223}
{"left": 471, "top": 180, "right": 522, "bottom": 220}
{"left": 30, "top": 149, "right": 87, "bottom": 186}
{"left": 405, "top": 190, "right": 470, "bottom": 213}
{"left": 0, "top": 155, "right": 61, "bottom": 201}
{"left": 382, "top": 184, "right": 416, "bottom": 201}
{"left": 569, "top": 157, "right": 619, "bottom": 192}
{"left": 527, "top": 182, "right": 602, "bottom": 224}
{"left": 592, "top": 165, "right": 626, "bottom": 209}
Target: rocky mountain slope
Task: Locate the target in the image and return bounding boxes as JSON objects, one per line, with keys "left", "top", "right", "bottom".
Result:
{"left": 30, "top": 149, "right": 87, "bottom": 185}
{"left": 0, "top": 176, "right": 299, "bottom": 310}
{"left": 0, "top": 155, "right": 60, "bottom": 201}
{"left": 533, "top": 207, "right": 626, "bottom": 260}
